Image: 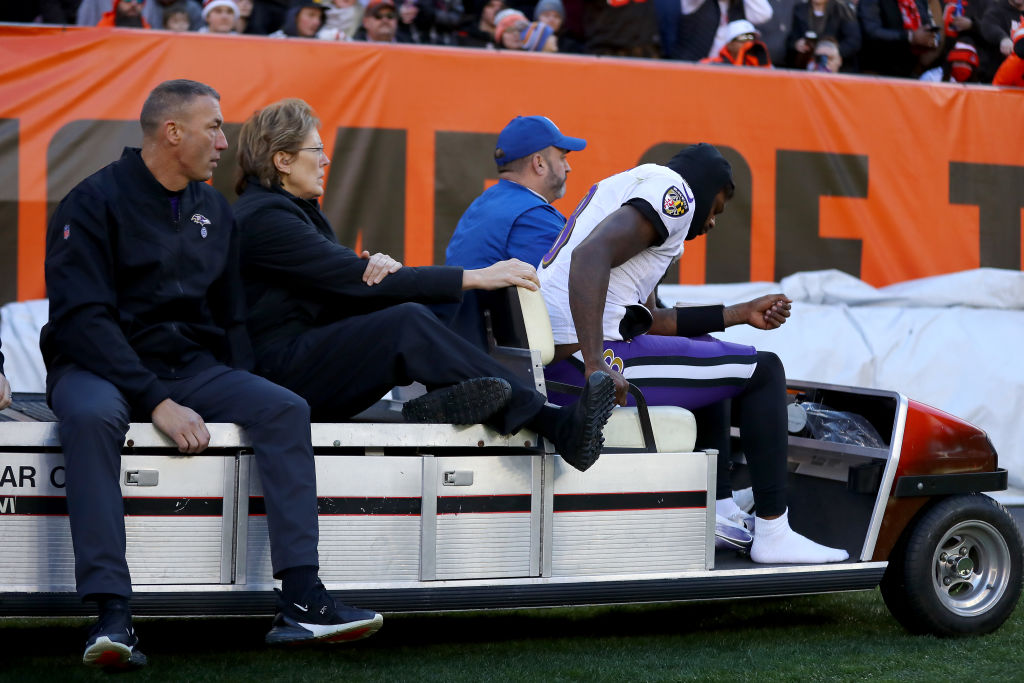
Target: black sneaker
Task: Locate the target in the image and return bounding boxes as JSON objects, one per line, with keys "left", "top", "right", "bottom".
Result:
{"left": 401, "top": 377, "right": 512, "bottom": 425}
{"left": 266, "top": 581, "right": 383, "bottom": 645}
{"left": 553, "top": 371, "right": 616, "bottom": 472}
{"left": 82, "top": 599, "right": 147, "bottom": 670}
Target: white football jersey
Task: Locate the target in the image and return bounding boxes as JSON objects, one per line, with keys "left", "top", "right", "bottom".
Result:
{"left": 539, "top": 164, "right": 696, "bottom": 344}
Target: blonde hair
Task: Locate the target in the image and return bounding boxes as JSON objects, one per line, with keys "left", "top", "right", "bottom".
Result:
{"left": 235, "top": 98, "right": 320, "bottom": 195}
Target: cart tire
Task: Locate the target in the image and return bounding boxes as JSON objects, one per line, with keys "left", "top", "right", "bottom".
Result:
{"left": 881, "top": 494, "right": 1023, "bottom": 636}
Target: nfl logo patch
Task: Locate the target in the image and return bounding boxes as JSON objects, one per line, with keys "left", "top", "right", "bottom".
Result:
{"left": 63, "top": 224, "right": 70, "bottom": 240}
{"left": 662, "top": 186, "right": 688, "bottom": 217}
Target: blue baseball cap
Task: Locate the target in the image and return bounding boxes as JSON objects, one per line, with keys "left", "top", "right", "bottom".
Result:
{"left": 494, "top": 116, "right": 586, "bottom": 165}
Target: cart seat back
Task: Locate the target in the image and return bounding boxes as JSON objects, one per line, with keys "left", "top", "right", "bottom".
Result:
{"left": 485, "top": 287, "right": 697, "bottom": 453}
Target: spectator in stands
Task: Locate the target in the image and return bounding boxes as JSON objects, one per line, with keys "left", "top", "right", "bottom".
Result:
{"left": 317, "top": 0, "right": 364, "bottom": 39}
{"left": 921, "top": 37, "right": 982, "bottom": 77}
{"left": 537, "top": 143, "right": 851, "bottom": 565}
{"left": 756, "top": 0, "right": 800, "bottom": 65}
{"left": 456, "top": 0, "right": 504, "bottom": 46}
{"left": 96, "top": 0, "right": 151, "bottom": 27}
{"left": 701, "top": 19, "right": 774, "bottom": 64}
{"left": 672, "top": 0, "right": 773, "bottom": 61}
{"left": 76, "top": 0, "right": 108, "bottom": 25}
{"left": 981, "top": 0, "right": 1024, "bottom": 75}
{"left": 232, "top": 98, "right": 616, "bottom": 472}
{"left": 992, "top": 16, "right": 1024, "bottom": 82}
{"left": 858, "top": 0, "right": 943, "bottom": 77}
{"left": 582, "top": 0, "right": 660, "bottom": 57}
{"left": 270, "top": 0, "right": 327, "bottom": 36}
{"left": 424, "top": 0, "right": 465, "bottom": 44}
{"left": 493, "top": 7, "right": 529, "bottom": 46}
{"left": 447, "top": 115, "right": 584, "bottom": 270}
{"left": 805, "top": 34, "right": 844, "bottom": 70}
{"left": 235, "top": 0, "right": 252, "bottom": 31}
{"left": 396, "top": 0, "right": 436, "bottom": 42}
{"left": 200, "top": 0, "right": 239, "bottom": 32}
{"left": 35, "top": 0, "right": 82, "bottom": 24}
{"left": 248, "top": 0, "right": 291, "bottom": 33}
{"left": 42, "top": 79, "right": 384, "bottom": 671}
{"left": 353, "top": 0, "right": 410, "bottom": 41}
{"left": 0, "top": 337, "right": 10, "bottom": 411}
{"left": 145, "top": 0, "right": 202, "bottom": 28}
{"left": 535, "top": 0, "right": 584, "bottom": 51}
{"left": 785, "top": 0, "right": 860, "bottom": 69}
{"left": 492, "top": 7, "right": 557, "bottom": 49}
{"left": 162, "top": 1, "right": 191, "bottom": 28}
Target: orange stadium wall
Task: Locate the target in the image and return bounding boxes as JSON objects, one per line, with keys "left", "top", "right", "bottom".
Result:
{"left": 1, "top": 24, "right": 1023, "bottom": 305}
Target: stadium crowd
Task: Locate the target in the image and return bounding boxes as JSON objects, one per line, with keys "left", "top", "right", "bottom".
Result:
{"left": 3, "top": 0, "right": 1022, "bottom": 83}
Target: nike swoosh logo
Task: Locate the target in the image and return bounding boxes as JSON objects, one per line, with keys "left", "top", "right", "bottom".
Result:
{"left": 294, "top": 603, "right": 309, "bottom": 612}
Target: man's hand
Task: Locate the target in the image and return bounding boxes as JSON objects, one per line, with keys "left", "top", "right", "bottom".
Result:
{"left": 360, "top": 250, "right": 402, "bottom": 285}
{"left": 586, "top": 360, "right": 629, "bottom": 406}
{"left": 724, "top": 294, "right": 792, "bottom": 330}
{"left": 462, "top": 259, "right": 540, "bottom": 291}
{"left": 151, "top": 398, "right": 210, "bottom": 454}
{"left": 0, "top": 373, "right": 11, "bottom": 411}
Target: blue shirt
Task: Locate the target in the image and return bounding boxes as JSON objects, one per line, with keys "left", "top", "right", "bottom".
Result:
{"left": 445, "top": 179, "right": 566, "bottom": 269}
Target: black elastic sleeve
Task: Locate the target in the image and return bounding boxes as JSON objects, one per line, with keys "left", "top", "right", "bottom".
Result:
{"left": 623, "top": 198, "right": 669, "bottom": 246}
{"left": 0, "top": 342, "right": 5, "bottom": 376}
{"left": 675, "top": 304, "right": 725, "bottom": 337}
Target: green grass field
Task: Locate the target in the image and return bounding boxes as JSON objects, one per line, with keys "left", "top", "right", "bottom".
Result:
{"left": 3, "top": 589, "right": 1023, "bottom": 681}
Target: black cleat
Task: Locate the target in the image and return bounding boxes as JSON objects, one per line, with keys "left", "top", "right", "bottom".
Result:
{"left": 82, "top": 599, "right": 147, "bottom": 670}
{"left": 266, "top": 581, "right": 383, "bottom": 645}
{"left": 553, "top": 371, "right": 616, "bottom": 472}
{"left": 401, "top": 377, "right": 512, "bottom": 425}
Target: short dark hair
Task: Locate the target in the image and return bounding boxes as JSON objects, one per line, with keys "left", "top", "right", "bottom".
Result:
{"left": 139, "top": 79, "right": 220, "bottom": 137}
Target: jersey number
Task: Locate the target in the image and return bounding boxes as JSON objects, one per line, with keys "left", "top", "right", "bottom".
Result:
{"left": 541, "top": 183, "right": 598, "bottom": 268}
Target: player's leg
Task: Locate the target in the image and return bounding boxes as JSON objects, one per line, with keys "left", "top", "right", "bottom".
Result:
{"left": 166, "top": 365, "right": 382, "bottom": 645}
{"left": 254, "top": 303, "right": 613, "bottom": 471}
{"left": 254, "top": 303, "right": 532, "bottom": 427}
{"left": 50, "top": 368, "right": 146, "bottom": 669}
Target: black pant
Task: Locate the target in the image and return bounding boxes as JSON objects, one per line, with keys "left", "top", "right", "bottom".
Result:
{"left": 51, "top": 365, "right": 319, "bottom": 599}
{"left": 693, "top": 351, "right": 788, "bottom": 517}
{"left": 256, "top": 302, "right": 547, "bottom": 433}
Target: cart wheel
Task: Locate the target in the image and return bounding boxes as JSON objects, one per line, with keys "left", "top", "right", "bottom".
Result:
{"left": 881, "top": 494, "right": 1023, "bottom": 636}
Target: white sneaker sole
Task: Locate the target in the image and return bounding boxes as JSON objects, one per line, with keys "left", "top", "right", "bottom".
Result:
{"left": 82, "top": 636, "right": 133, "bottom": 668}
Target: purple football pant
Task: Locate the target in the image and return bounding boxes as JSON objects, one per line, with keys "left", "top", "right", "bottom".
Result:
{"left": 544, "top": 333, "right": 758, "bottom": 410}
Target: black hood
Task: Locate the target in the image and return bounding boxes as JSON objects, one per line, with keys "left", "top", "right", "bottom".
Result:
{"left": 666, "top": 143, "right": 733, "bottom": 240}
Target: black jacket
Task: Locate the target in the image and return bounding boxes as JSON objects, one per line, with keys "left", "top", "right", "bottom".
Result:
{"left": 786, "top": 0, "right": 862, "bottom": 68}
{"left": 41, "top": 148, "right": 250, "bottom": 415}
{"left": 234, "top": 178, "right": 465, "bottom": 359}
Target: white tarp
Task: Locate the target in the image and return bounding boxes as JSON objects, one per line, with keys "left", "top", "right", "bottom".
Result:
{"left": 3, "top": 268, "right": 1022, "bottom": 485}
{"left": 661, "top": 268, "right": 1024, "bottom": 487}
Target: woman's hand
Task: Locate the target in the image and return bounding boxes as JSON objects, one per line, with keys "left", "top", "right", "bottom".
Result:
{"left": 462, "top": 259, "right": 540, "bottom": 291}
{"left": 360, "top": 251, "right": 402, "bottom": 285}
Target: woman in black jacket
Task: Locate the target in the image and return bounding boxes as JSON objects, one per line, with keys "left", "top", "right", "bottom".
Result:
{"left": 785, "top": 0, "right": 861, "bottom": 70}
{"left": 232, "top": 98, "right": 615, "bottom": 471}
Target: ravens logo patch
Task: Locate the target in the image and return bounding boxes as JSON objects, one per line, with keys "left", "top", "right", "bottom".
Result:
{"left": 662, "top": 186, "right": 689, "bottom": 217}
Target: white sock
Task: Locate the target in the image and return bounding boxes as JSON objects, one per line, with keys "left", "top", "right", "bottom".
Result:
{"left": 716, "top": 497, "right": 744, "bottom": 520}
{"left": 732, "top": 487, "right": 755, "bottom": 513}
{"left": 750, "top": 510, "right": 849, "bottom": 564}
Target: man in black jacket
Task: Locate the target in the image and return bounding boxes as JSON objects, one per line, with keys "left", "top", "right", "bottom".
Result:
{"left": 42, "top": 79, "right": 382, "bottom": 670}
